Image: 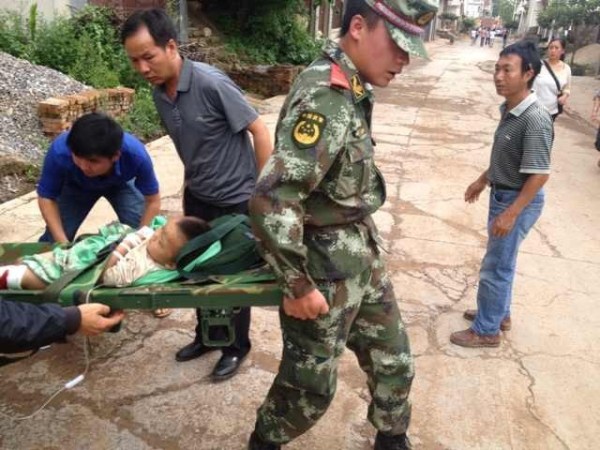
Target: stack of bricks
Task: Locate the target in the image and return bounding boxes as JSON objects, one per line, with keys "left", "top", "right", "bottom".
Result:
{"left": 37, "top": 87, "right": 135, "bottom": 138}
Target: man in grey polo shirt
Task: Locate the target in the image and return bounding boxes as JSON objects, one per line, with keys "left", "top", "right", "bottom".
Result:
{"left": 121, "top": 9, "right": 272, "bottom": 380}
{"left": 451, "top": 40, "right": 553, "bottom": 348}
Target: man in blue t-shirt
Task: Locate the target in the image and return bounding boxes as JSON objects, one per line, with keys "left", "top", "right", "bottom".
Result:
{"left": 37, "top": 113, "right": 161, "bottom": 244}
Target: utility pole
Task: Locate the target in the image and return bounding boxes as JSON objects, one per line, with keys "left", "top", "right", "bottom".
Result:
{"left": 178, "top": 0, "right": 188, "bottom": 44}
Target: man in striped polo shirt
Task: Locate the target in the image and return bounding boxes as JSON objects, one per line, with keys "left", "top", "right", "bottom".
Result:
{"left": 451, "top": 40, "right": 553, "bottom": 348}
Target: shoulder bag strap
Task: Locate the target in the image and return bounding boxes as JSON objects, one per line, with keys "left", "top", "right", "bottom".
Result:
{"left": 41, "top": 241, "right": 118, "bottom": 303}
{"left": 543, "top": 60, "right": 562, "bottom": 93}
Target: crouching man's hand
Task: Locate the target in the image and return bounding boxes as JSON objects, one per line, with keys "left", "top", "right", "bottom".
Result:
{"left": 77, "top": 304, "right": 124, "bottom": 336}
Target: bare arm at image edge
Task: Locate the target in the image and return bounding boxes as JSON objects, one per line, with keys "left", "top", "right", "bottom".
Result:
{"left": 247, "top": 116, "right": 273, "bottom": 173}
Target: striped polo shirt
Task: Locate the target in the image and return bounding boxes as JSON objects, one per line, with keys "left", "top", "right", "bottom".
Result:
{"left": 487, "top": 93, "right": 553, "bottom": 189}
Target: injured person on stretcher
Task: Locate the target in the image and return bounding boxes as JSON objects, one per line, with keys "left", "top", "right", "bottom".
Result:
{"left": 0, "top": 215, "right": 210, "bottom": 296}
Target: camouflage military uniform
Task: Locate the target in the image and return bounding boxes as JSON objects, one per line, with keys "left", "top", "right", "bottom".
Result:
{"left": 250, "top": 40, "right": 414, "bottom": 444}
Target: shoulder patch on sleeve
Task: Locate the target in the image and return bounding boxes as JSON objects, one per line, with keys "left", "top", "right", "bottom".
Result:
{"left": 330, "top": 63, "right": 350, "bottom": 90}
{"left": 292, "top": 112, "right": 327, "bottom": 149}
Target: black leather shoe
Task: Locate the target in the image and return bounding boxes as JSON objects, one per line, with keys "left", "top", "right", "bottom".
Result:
{"left": 374, "top": 432, "right": 412, "bottom": 450}
{"left": 175, "top": 341, "right": 217, "bottom": 362}
{"left": 248, "top": 431, "right": 280, "bottom": 450}
{"left": 211, "top": 353, "right": 247, "bottom": 381}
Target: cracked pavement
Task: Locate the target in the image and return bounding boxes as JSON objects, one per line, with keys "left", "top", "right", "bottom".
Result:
{"left": 1, "top": 39, "right": 599, "bottom": 449}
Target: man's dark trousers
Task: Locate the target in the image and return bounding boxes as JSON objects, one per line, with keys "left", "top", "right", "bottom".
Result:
{"left": 183, "top": 189, "right": 251, "bottom": 358}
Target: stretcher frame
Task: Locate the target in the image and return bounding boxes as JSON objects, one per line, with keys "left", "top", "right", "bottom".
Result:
{"left": 0, "top": 242, "right": 298, "bottom": 346}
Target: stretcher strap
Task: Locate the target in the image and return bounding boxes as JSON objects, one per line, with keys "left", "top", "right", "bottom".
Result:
{"left": 41, "top": 242, "right": 116, "bottom": 303}
{"left": 177, "top": 215, "right": 246, "bottom": 269}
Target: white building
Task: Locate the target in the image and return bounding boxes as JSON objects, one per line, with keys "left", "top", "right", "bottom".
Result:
{"left": 443, "top": 0, "right": 463, "bottom": 17}
{"left": 465, "top": 0, "right": 484, "bottom": 18}
{"left": 516, "top": 0, "right": 544, "bottom": 33}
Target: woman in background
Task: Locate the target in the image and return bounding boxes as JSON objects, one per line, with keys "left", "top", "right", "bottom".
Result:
{"left": 533, "top": 37, "right": 572, "bottom": 121}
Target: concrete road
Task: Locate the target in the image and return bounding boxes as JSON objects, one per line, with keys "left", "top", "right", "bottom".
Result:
{"left": 1, "top": 39, "right": 599, "bottom": 450}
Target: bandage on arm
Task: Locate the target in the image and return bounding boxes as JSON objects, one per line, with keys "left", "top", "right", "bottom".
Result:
{"left": 0, "top": 265, "right": 30, "bottom": 290}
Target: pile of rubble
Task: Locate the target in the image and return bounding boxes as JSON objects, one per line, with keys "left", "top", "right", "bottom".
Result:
{"left": 0, "top": 52, "right": 136, "bottom": 203}
{"left": 0, "top": 51, "right": 87, "bottom": 161}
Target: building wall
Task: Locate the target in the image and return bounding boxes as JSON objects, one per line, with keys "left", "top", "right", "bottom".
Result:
{"left": 465, "top": 0, "right": 483, "bottom": 18}
{"left": 0, "top": 0, "right": 165, "bottom": 20}
{"left": 0, "top": 0, "right": 73, "bottom": 20}
{"left": 89, "top": 0, "right": 166, "bottom": 14}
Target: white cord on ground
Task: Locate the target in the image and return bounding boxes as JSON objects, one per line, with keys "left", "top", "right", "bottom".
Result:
{"left": 0, "top": 285, "right": 102, "bottom": 421}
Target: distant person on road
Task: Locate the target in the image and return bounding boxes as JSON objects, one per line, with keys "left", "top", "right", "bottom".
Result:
{"left": 533, "top": 37, "right": 571, "bottom": 121}
{"left": 451, "top": 40, "right": 553, "bottom": 348}
{"left": 37, "top": 113, "right": 161, "bottom": 244}
{"left": 489, "top": 29, "right": 495, "bottom": 48}
{"left": 121, "top": 8, "right": 273, "bottom": 381}
{"left": 502, "top": 29, "right": 509, "bottom": 48}
{"left": 470, "top": 29, "right": 477, "bottom": 45}
{"left": 246, "top": 0, "right": 438, "bottom": 448}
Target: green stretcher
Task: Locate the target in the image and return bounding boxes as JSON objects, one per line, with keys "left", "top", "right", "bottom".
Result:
{"left": 0, "top": 242, "right": 302, "bottom": 346}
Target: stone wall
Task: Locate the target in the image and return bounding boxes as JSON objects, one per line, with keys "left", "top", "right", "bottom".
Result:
{"left": 228, "top": 65, "right": 302, "bottom": 98}
{"left": 37, "top": 87, "right": 135, "bottom": 138}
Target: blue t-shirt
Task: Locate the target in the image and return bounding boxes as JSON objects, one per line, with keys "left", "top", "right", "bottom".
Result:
{"left": 37, "top": 131, "right": 159, "bottom": 199}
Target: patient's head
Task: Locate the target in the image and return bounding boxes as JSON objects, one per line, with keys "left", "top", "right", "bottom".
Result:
{"left": 147, "top": 216, "right": 210, "bottom": 268}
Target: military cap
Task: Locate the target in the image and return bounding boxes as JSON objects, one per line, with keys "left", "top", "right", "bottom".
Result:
{"left": 364, "top": 0, "right": 439, "bottom": 58}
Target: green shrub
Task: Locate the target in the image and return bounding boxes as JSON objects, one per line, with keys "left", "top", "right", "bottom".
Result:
{"left": 117, "top": 86, "right": 164, "bottom": 142}
{"left": 0, "top": 10, "right": 30, "bottom": 58}
{"left": 439, "top": 12, "right": 458, "bottom": 21}
{"left": 67, "top": 32, "right": 120, "bottom": 87}
{"left": 210, "top": 0, "right": 320, "bottom": 65}
{"left": 461, "top": 17, "right": 476, "bottom": 32}
{"left": 30, "top": 17, "right": 78, "bottom": 71}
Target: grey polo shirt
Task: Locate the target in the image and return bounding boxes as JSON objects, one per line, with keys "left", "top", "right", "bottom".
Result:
{"left": 154, "top": 59, "right": 259, "bottom": 206}
{"left": 487, "top": 93, "right": 553, "bottom": 189}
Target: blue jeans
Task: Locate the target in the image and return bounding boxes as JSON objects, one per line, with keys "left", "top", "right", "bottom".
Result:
{"left": 472, "top": 187, "right": 544, "bottom": 335}
{"left": 39, "top": 181, "right": 144, "bottom": 243}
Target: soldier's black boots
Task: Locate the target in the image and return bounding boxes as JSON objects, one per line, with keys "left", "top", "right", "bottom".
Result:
{"left": 248, "top": 431, "right": 281, "bottom": 450}
{"left": 374, "top": 432, "right": 412, "bottom": 450}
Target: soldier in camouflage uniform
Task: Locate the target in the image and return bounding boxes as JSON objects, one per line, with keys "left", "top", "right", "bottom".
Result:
{"left": 248, "top": 1, "right": 438, "bottom": 449}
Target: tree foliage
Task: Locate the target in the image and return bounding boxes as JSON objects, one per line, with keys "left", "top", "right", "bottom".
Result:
{"left": 439, "top": 12, "right": 458, "bottom": 21}
{"left": 504, "top": 20, "right": 519, "bottom": 30}
{"left": 462, "top": 17, "right": 477, "bottom": 31}
{"left": 537, "top": 0, "right": 600, "bottom": 29}
{"left": 498, "top": 0, "right": 517, "bottom": 26}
